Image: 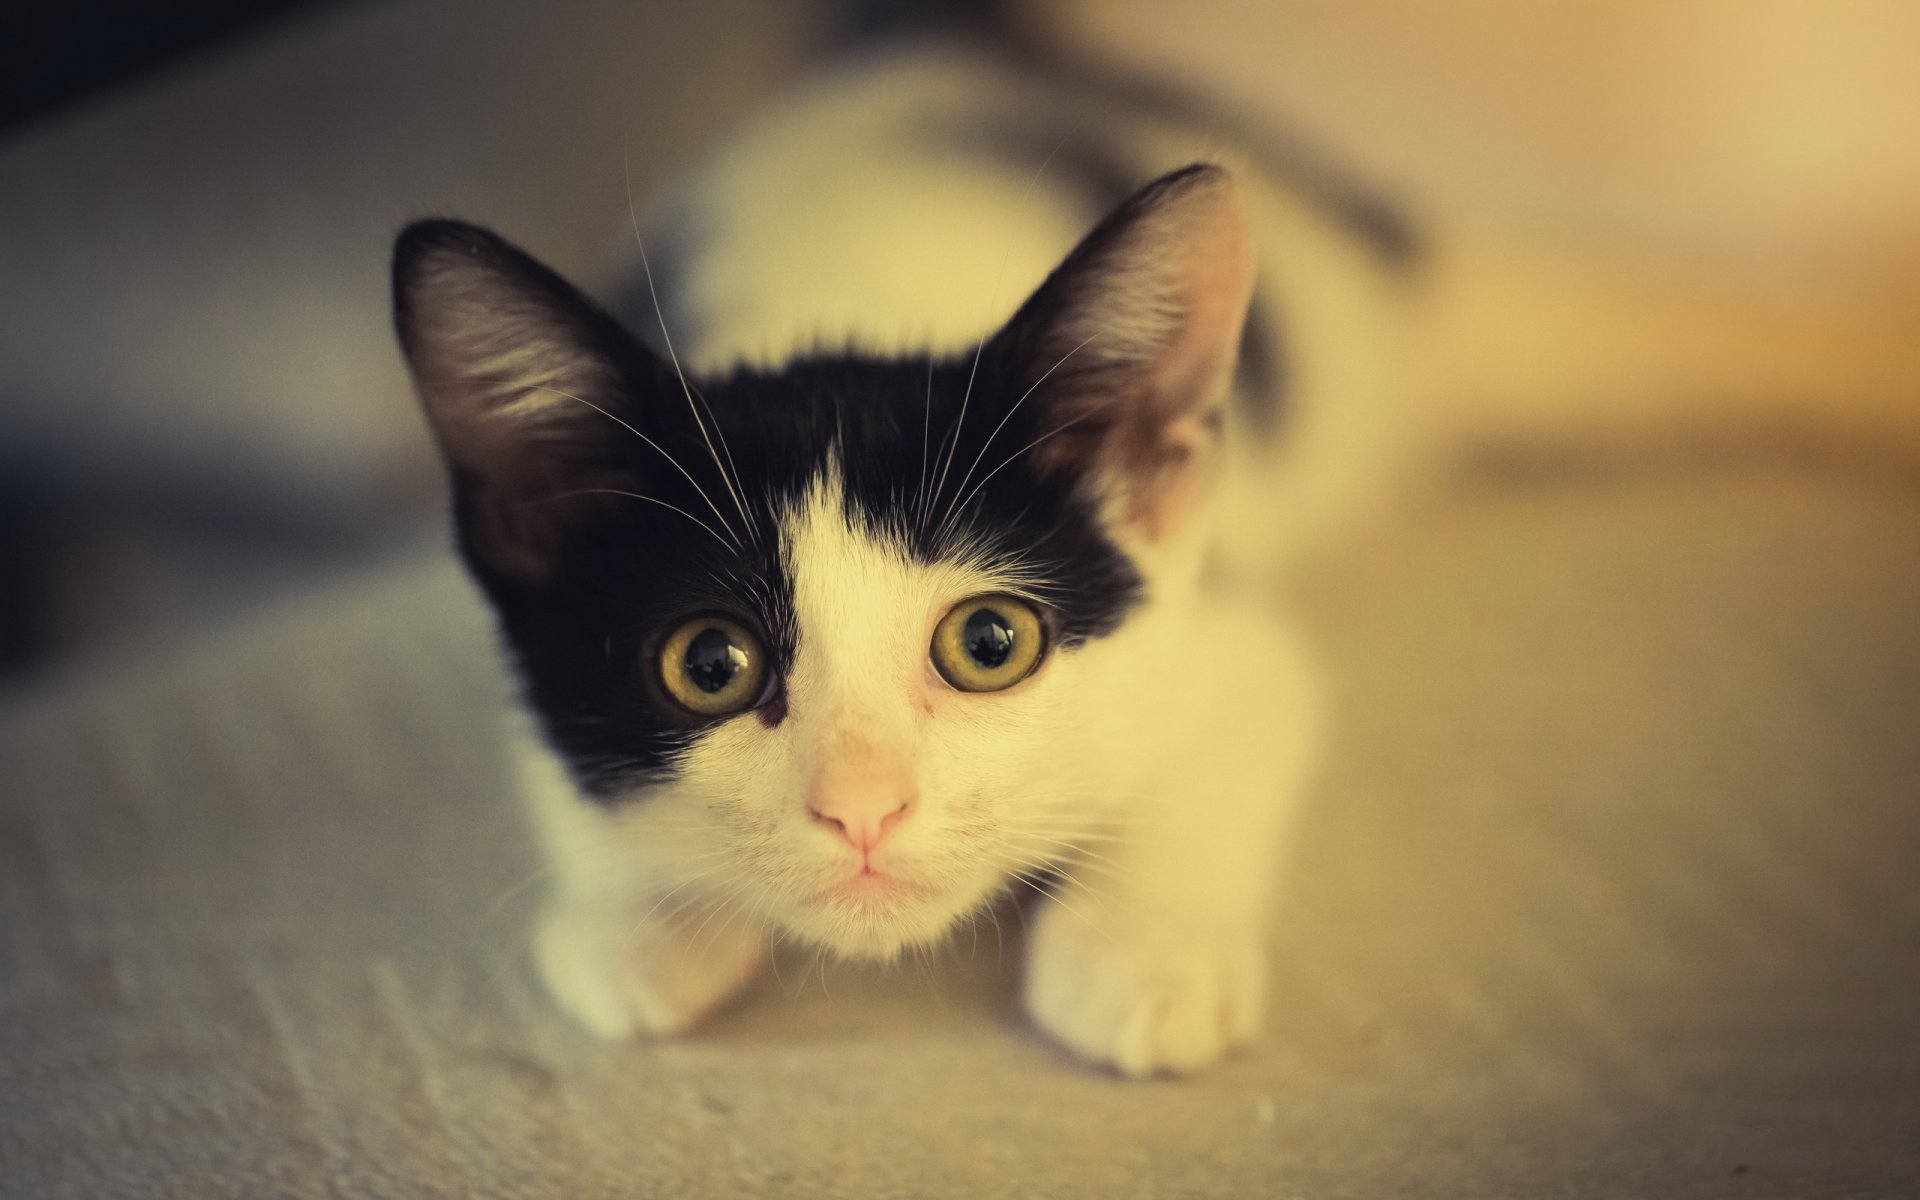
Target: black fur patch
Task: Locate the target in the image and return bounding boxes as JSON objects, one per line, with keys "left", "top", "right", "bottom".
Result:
{"left": 395, "top": 223, "right": 1143, "bottom": 802}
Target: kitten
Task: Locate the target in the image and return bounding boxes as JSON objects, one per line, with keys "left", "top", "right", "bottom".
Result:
{"left": 376, "top": 19, "right": 1571, "bottom": 1073}
{"left": 394, "top": 147, "right": 1325, "bottom": 1076}
{"left": 395, "top": 40, "right": 1920, "bottom": 1079}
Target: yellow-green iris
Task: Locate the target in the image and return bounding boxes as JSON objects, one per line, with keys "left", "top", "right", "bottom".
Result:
{"left": 659, "top": 616, "right": 767, "bottom": 716}
{"left": 931, "top": 595, "right": 1046, "bottom": 692}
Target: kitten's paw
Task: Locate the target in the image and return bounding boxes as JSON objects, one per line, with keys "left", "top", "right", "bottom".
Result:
{"left": 1022, "top": 903, "right": 1265, "bottom": 1077}
{"left": 534, "top": 904, "right": 766, "bottom": 1039}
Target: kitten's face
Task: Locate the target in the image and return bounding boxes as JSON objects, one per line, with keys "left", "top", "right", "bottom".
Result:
{"left": 395, "top": 165, "right": 1251, "bottom": 958}
{"left": 481, "top": 354, "right": 1143, "bottom": 959}
{"left": 639, "top": 460, "right": 1120, "bottom": 956}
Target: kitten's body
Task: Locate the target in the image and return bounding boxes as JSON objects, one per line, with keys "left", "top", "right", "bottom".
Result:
{"left": 395, "top": 46, "right": 1918, "bottom": 1077}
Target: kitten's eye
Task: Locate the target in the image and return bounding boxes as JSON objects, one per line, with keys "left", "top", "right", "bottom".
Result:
{"left": 931, "top": 595, "right": 1046, "bottom": 693}
{"left": 658, "top": 617, "right": 768, "bottom": 717}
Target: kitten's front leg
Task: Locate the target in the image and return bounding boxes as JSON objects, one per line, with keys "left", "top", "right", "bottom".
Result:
{"left": 1023, "top": 616, "right": 1318, "bottom": 1076}
{"left": 517, "top": 740, "right": 767, "bottom": 1039}
{"left": 1023, "top": 890, "right": 1268, "bottom": 1077}
{"left": 534, "top": 894, "right": 767, "bottom": 1039}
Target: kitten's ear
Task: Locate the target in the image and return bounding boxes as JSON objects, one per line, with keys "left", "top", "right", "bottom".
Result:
{"left": 393, "top": 220, "right": 659, "bottom": 580}
{"left": 992, "top": 164, "right": 1253, "bottom": 541}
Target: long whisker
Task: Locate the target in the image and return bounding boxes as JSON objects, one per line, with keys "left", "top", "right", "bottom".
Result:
{"left": 483, "top": 864, "right": 552, "bottom": 915}
{"left": 1008, "top": 871, "right": 1115, "bottom": 942}
{"left": 692, "top": 382, "right": 752, "bottom": 544}
{"left": 937, "top": 331, "right": 1102, "bottom": 535}
{"left": 947, "top": 402, "right": 1109, "bottom": 520}
{"left": 1006, "top": 861, "right": 1125, "bottom": 916}
{"left": 1003, "top": 852, "right": 1130, "bottom": 888}
{"left": 632, "top": 865, "right": 737, "bottom": 931}
{"left": 916, "top": 352, "right": 935, "bottom": 518}
{"left": 689, "top": 883, "right": 769, "bottom": 969}
{"left": 456, "top": 378, "right": 742, "bottom": 547}
{"left": 623, "top": 140, "right": 755, "bottom": 543}
{"left": 917, "top": 405, "right": 963, "bottom": 531}
{"left": 679, "top": 886, "right": 749, "bottom": 963}
{"left": 523, "top": 487, "right": 731, "bottom": 551}
{"left": 766, "top": 930, "right": 788, "bottom": 989}
{"left": 813, "top": 944, "right": 833, "bottom": 999}
{"left": 926, "top": 127, "right": 1078, "bottom": 527}
{"left": 999, "top": 826, "right": 1143, "bottom": 843}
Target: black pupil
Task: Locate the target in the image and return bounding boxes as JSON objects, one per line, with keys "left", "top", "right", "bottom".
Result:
{"left": 684, "top": 628, "right": 746, "bottom": 694}
{"left": 962, "top": 608, "right": 1015, "bottom": 669}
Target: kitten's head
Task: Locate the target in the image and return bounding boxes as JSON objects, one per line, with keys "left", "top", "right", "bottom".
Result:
{"left": 394, "top": 165, "right": 1252, "bottom": 958}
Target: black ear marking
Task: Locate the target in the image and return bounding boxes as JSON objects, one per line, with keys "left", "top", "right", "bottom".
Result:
{"left": 392, "top": 220, "right": 676, "bottom": 580}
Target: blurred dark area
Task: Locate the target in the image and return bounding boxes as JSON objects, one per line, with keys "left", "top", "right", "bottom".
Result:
{"left": 0, "top": 0, "right": 839, "bottom": 687}
{"left": 0, "top": 1, "right": 350, "bottom": 133}
{"left": 1, "top": 0, "right": 360, "bottom": 678}
{"left": 0, "top": 0, "right": 1022, "bottom": 687}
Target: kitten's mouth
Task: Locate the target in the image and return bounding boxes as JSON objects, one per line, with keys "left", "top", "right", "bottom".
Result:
{"left": 810, "top": 869, "right": 934, "bottom": 908}
{"left": 783, "top": 866, "right": 990, "bottom": 960}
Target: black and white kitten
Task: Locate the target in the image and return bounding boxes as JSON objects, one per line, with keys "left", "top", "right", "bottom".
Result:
{"left": 395, "top": 40, "right": 1920, "bottom": 1076}
{"left": 391, "top": 56, "right": 1369, "bottom": 1076}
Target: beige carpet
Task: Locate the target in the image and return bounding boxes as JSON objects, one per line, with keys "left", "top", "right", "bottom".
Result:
{"left": 3, "top": 462, "right": 1917, "bottom": 1198}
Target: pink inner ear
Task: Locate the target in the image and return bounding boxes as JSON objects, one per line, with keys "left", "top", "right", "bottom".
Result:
{"left": 1097, "top": 173, "right": 1255, "bottom": 541}
{"left": 400, "top": 240, "right": 642, "bottom": 581}
{"left": 1141, "top": 183, "right": 1256, "bottom": 422}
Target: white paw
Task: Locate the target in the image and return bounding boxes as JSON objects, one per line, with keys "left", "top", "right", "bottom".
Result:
{"left": 1022, "top": 901, "right": 1265, "bottom": 1077}
{"left": 534, "top": 903, "right": 766, "bottom": 1039}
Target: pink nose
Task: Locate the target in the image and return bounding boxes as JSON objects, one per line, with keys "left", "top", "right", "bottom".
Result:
{"left": 807, "top": 794, "right": 908, "bottom": 855}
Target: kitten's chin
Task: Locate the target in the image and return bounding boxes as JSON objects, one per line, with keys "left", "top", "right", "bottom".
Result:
{"left": 778, "top": 877, "right": 985, "bottom": 962}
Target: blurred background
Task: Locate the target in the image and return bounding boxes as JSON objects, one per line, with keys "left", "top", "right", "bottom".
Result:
{"left": 3, "top": 0, "right": 1918, "bottom": 684}
{"left": 4, "top": 6, "right": 1918, "bottom": 1195}
{"left": 0, "top": 0, "right": 831, "bottom": 681}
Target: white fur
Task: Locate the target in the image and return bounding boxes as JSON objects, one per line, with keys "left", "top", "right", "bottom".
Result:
{"left": 528, "top": 450, "right": 1321, "bottom": 1072}
{"left": 528, "top": 50, "right": 1338, "bottom": 1074}
{"left": 528, "top": 43, "right": 1920, "bottom": 1075}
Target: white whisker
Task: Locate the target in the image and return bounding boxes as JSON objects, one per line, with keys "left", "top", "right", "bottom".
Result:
{"left": 693, "top": 382, "right": 753, "bottom": 544}
{"left": 925, "top": 127, "right": 1078, "bottom": 528}
{"left": 938, "top": 331, "right": 1103, "bottom": 535}
{"left": 526, "top": 487, "right": 732, "bottom": 551}
{"left": 461, "top": 378, "right": 744, "bottom": 547}
{"left": 482, "top": 864, "right": 552, "bottom": 916}
{"left": 915, "top": 352, "right": 935, "bottom": 519}
{"left": 947, "top": 399, "right": 1112, "bottom": 520}
{"left": 623, "top": 140, "right": 756, "bottom": 543}
{"left": 1009, "top": 872, "right": 1115, "bottom": 942}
